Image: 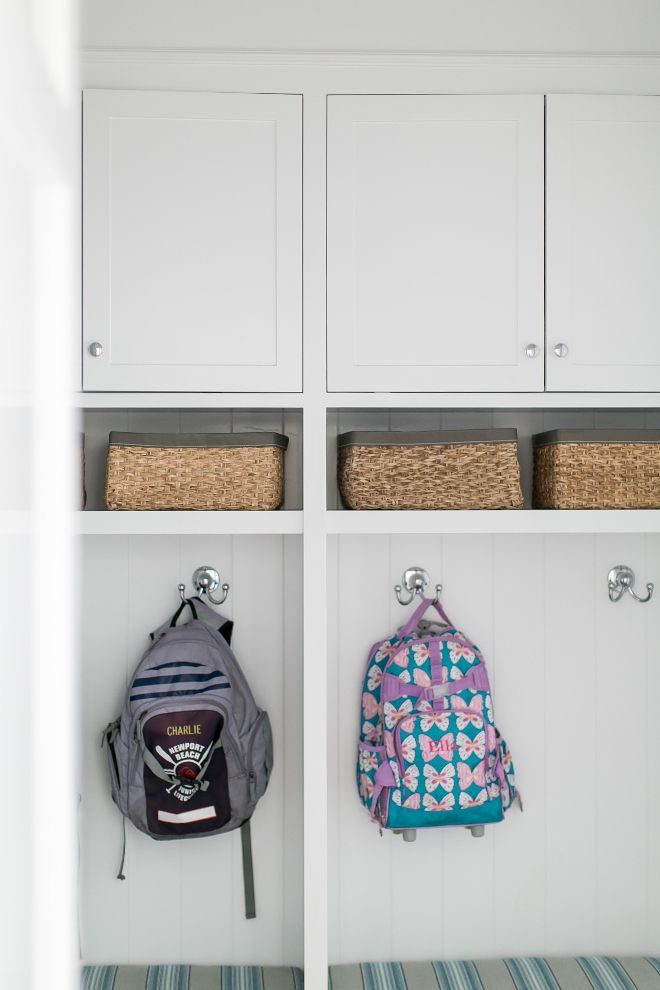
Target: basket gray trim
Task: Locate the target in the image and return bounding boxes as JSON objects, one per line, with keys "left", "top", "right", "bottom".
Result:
{"left": 337, "top": 429, "right": 518, "bottom": 448}
{"left": 108, "top": 432, "right": 289, "bottom": 450}
{"left": 533, "top": 429, "right": 660, "bottom": 448}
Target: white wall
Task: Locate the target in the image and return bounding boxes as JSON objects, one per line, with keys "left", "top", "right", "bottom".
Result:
{"left": 80, "top": 533, "right": 303, "bottom": 965}
{"left": 79, "top": 0, "right": 660, "bottom": 55}
{"left": 328, "top": 532, "right": 660, "bottom": 962}
{"left": 0, "top": 2, "right": 79, "bottom": 989}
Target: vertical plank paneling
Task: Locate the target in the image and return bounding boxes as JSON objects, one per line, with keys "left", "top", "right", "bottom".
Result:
{"left": 282, "top": 535, "right": 304, "bottom": 966}
{"left": 126, "top": 536, "right": 183, "bottom": 964}
{"left": 80, "top": 533, "right": 302, "bottom": 966}
{"left": 178, "top": 535, "right": 236, "bottom": 962}
{"left": 595, "top": 534, "right": 648, "bottom": 953}
{"left": 334, "top": 535, "right": 393, "bottom": 963}
{"left": 327, "top": 535, "right": 341, "bottom": 958}
{"left": 645, "top": 533, "right": 660, "bottom": 949}
{"left": 329, "top": 531, "right": 660, "bottom": 964}
{"left": 79, "top": 536, "right": 130, "bottom": 962}
{"left": 440, "top": 534, "right": 496, "bottom": 960}
{"left": 492, "top": 534, "right": 545, "bottom": 956}
{"left": 389, "top": 534, "right": 446, "bottom": 962}
{"left": 233, "top": 535, "right": 287, "bottom": 962}
{"left": 544, "top": 534, "right": 598, "bottom": 954}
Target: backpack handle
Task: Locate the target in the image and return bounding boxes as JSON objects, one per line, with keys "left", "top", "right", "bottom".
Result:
{"left": 170, "top": 597, "right": 198, "bottom": 626}
{"left": 397, "top": 597, "right": 453, "bottom": 641}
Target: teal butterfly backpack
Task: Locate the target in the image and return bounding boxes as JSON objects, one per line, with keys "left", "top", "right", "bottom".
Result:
{"left": 357, "top": 597, "right": 518, "bottom": 840}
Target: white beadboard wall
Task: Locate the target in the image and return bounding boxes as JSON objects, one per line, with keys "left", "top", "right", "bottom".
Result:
{"left": 80, "top": 533, "right": 303, "bottom": 966}
{"left": 327, "top": 408, "right": 660, "bottom": 509}
{"left": 83, "top": 408, "right": 303, "bottom": 511}
{"left": 328, "top": 531, "right": 660, "bottom": 962}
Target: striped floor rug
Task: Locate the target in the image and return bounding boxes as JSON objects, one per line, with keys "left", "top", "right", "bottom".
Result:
{"left": 328, "top": 959, "right": 660, "bottom": 990}
{"left": 82, "top": 965, "right": 304, "bottom": 990}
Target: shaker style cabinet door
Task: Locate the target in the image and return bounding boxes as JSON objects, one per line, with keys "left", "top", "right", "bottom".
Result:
{"left": 546, "top": 95, "right": 660, "bottom": 392}
{"left": 327, "top": 95, "right": 544, "bottom": 392}
{"left": 83, "top": 90, "right": 302, "bottom": 391}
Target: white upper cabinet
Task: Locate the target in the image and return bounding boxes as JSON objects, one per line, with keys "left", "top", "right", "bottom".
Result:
{"left": 326, "top": 95, "right": 545, "bottom": 393}
{"left": 546, "top": 95, "right": 660, "bottom": 392}
{"left": 83, "top": 90, "right": 302, "bottom": 392}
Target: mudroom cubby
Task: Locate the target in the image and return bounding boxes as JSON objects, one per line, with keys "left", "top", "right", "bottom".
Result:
{"left": 9, "top": 5, "right": 660, "bottom": 987}
{"left": 80, "top": 532, "right": 303, "bottom": 965}
{"left": 328, "top": 529, "right": 660, "bottom": 962}
{"left": 327, "top": 407, "right": 660, "bottom": 515}
{"left": 81, "top": 407, "right": 303, "bottom": 517}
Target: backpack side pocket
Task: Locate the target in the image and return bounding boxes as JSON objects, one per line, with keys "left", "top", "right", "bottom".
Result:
{"left": 246, "top": 711, "right": 273, "bottom": 804}
{"left": 103, "top": 719, "right": 123, "bottom": 807}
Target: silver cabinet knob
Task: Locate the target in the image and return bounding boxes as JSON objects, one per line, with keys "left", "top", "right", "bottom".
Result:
{"left": 524, "top": 344, "right": 539, "bottom": 358}
{"left": 554, "top": 343, "right": 568, "bottom": 358}
{"left": 88, "top": 342, "right": 103, "bottom": 357}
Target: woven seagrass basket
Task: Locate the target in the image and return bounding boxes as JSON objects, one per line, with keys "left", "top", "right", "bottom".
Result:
{"left": 337, "top": 430, "right": 523, "bottom": 510}
{"left": 105, "top": 432, "right": 288, "bottom": 510}
{"left": 533, "top": 429, "right": 660, "bottom": 509}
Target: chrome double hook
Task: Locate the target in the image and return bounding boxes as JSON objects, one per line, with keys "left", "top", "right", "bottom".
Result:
{"left": 179, "top": 566, "right": 229, "bottom": 607}
{"left": 394, "top": 567, "right": 442, "bottom": 606}
{"left": 608, "top": 565, "right": 654, "bottom": 604}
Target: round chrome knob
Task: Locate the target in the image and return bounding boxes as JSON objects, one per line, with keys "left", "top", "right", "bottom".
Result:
{"left": 88, "top": 342, "right": 103, "bottom": 357}
{"left": 554, "top": 343, "right": 568, "bottom": 358}
{"left": 524, "top": 344, "right": 539, "bottom": 358}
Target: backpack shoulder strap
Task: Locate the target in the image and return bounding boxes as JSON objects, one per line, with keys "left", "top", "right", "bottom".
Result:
{"left": 396, "top": 598, "right": 453, "bottom": 641}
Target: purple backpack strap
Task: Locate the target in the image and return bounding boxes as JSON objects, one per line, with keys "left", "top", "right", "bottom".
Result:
{"left": 396, "top": 597, "right": 454, "bottom": 641}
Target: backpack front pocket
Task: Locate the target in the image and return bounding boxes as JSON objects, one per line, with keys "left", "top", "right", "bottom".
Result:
{"left": 142, "top": 709, "right": 232, "bottom": 836}
{"left": 389, "top": 707, "right": 504, "bottom": 828}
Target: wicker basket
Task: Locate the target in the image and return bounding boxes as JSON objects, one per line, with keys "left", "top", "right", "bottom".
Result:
{"left": 533, "top": 429, "right": 660, "bottom": 509}
{"left": 337, "top": 430, "right": 523, "bottom": 510}
{"left": 105, "top": 432, "right": 288, "bottom": 510}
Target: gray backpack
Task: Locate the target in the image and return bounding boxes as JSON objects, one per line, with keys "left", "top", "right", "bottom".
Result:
{"left": 103, "top": 595, "right": 273, "bottom": 919}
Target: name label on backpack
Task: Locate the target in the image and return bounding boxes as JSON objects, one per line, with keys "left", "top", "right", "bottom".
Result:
{"left": 166, "top": 725, "right": 201, "bottom": 736}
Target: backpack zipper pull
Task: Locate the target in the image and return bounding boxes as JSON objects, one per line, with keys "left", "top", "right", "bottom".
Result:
{"left": 249, "top": 771, "right": 256, "bottom": 802}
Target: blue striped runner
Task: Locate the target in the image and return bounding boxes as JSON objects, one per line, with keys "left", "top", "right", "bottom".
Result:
{"left": 361, "top": 963, "right": 408, "bottom": 990}
{"left": 147, "top": 966, "right": 191, "bottom": 990}
{"left": 506, "top": 959, "right": 561, "bottom": 990}
{"left": 434, "top": 960, "right": 483, "bottom": 990}
{"left": 82, "top": 967, "right": 118, "bottom": 990}
{"left": 578, "top": 959, "right": 639, "bottom": 990}
{"left": 222, "top": 967, "right": 264, "bottom": 990}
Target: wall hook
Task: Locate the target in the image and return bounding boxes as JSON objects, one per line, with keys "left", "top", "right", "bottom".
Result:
{"left": 178, "top": 566, "right": 230, "bottom": 607}
{"left": 608, "top": 565, "right": 653, "bottom": 604}
{"left": 394, "top": 567, "right": 442, "bottom": 606}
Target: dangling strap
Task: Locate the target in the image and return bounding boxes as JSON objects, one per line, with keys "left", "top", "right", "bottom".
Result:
{"left": 117, "top": 817, "right": 126, "bottom": 881}
{"left": 241, "top": 820, "right": 256, "bottom": 920}
{"left": 170, "top": 598, "right": 198, "bottom": 627}
{"left": 397, "top": 598, "right": 453, "bottom": 641}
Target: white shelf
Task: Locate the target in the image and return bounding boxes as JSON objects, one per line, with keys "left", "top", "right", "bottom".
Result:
{"left": 75, "top": 392, "right": 303, "bottom": 408}
{"left": 75, "top": 391, "right": 660, "bottom": 409}
{"left": 327, "top": 509, "right": 660, "bottom": 534}
{"left": 77, "top": 510, "right": 304, "bottom": 535}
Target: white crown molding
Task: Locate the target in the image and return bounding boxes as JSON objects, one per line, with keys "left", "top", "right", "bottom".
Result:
{"left": 79, "top": 47, "right": 660, "bottom": 69}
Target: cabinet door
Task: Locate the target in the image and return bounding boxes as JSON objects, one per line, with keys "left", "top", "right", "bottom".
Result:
{"left": 83, "top": 90, "right": 302, "bottom": 392}
{"left": 546, "top": 95, "right": 660, "bottom": 392}
{"left": 327, "top": 95, "right": 544, "bottom": 392}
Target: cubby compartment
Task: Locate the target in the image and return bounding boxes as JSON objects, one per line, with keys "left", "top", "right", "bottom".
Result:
{"left": 80, "top": 533, "right": 303, "bottom": 966}
{"left": 328, "top": 531, "right": 660, "bottom": 962}
{"left": 82, "top": 408, "right": 303, "bottom": 515}
{"left": 327, "top": 408, "right": 660, "bottom": 512}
